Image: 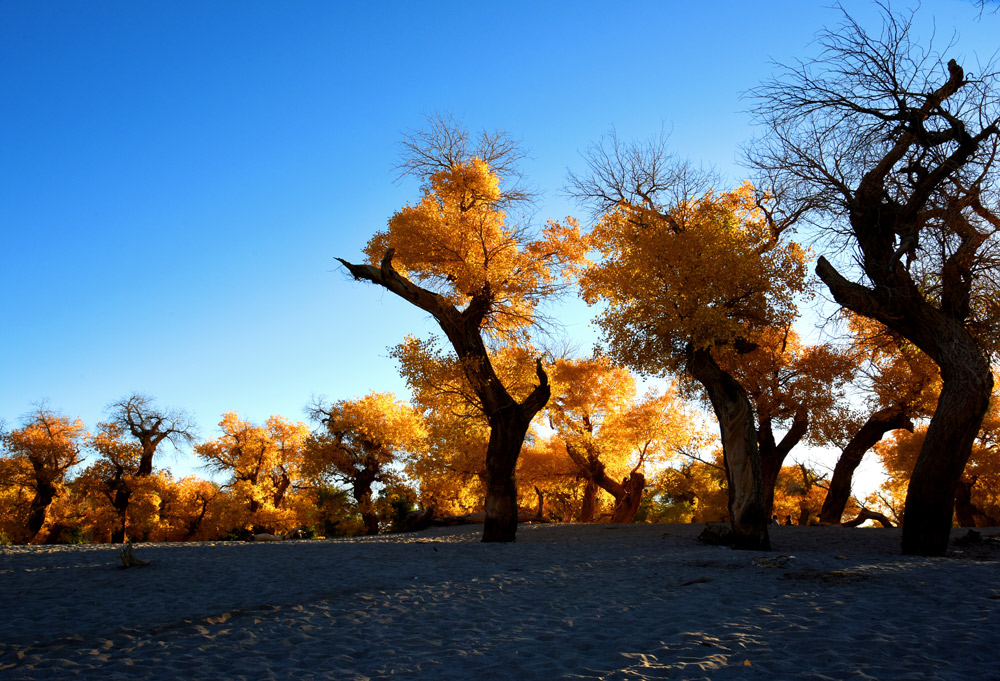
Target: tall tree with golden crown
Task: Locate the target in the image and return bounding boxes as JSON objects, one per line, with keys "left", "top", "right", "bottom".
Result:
{"left": 338, "top": 117, "right": 586, "bottom": 542}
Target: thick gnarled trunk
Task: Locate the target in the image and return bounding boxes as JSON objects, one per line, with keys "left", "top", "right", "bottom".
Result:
{"left": 902, "top": 359, "right": 991, "bottom": 553}
{"left": 817, "top": 257, "right": 993, "bottom": 555}
{"left": 687, "top": 347, "right": 770, "bottom": 551}
{"left": 608, "top": 472, "right": 645, "bottom": 523}
{"left": 26, "top": 482, "right": 57, "bottom": 543}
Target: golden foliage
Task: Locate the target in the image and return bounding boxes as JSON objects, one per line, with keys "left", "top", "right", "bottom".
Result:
{"left": 305, "top": 392, "right": 425, "bottom": 530}
{"left": 365, "top": 159, "right": 587, "bottom": 342}
{"left": 580, "top": 182, "right": 810, "bottom": 373}
{"left": 719, "top": 326, "right": 857, "bottom": 446}
{"left": 196, "top": 412, "right": 309, "bottom": 533}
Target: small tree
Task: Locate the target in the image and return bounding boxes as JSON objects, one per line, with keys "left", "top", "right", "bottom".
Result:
{"left": 546, "top": 356, "right": 695, "bottom": 523}
{"left": 196, "top": 413, "right": 308, "bottom": 534}
{"left": 0, "top": 406, "right": 85, "bottom": 542}
{"left": 305, "top": 393, "right": 425, "bottom": 535}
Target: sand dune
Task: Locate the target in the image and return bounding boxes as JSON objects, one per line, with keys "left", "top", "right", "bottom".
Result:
{"left": 1, "top": 524, "right": 998, "bottom": 680}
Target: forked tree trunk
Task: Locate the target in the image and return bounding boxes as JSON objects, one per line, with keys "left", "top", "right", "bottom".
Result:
{"left": 608, "top": 472, "right": 645, "bottom": 523}
{"left": 687, "top": 347, "right": 770, "bottom": 550}
{"left": 817, "top": 258, "right": 993, "bottom": 556}
{"left": 565, "top": 443, "right": 646, "bottom": 524}
{"left": 819, "top": 407, "right": 913, "bottom": 524}
{"left": 757, "top": 412, "right": 808, "bottom": 518}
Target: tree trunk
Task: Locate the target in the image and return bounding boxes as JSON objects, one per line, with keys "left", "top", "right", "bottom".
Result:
{"left": 901, "top": 344, "right": 991, "bottom": 554}
{"left": 533, "top": 486, "right": 545, "bottom": 518}
{"left": 820, "top": 407, "right": 914, "bottom": 524}
{"left": 354, "top": 470, "right": 379, "bottom": 536}
{"left": 110, "top": 485, "right": 132, "bottom": 544}
{"left": 481, "top": 411, "right": 533, "bottom": 542}
{"left": 842, "top": 507, "right": 895, "bottom": 528}
{"left": 609, "top": 472, "right": 645, "bottom": 523}
{"left": 757, "top": 411, "right": 808, "bottom": 518}
{"left": 579, "top": 479, "right": 598, "bottom": 522}
{"left": 26, "top": 481, "right": 57, "bottom": 543}
{"left": 687, "top": 346, "right": 770, "bottom": 551}
{"left": 954, "top": 476, "right": 985, "bottom": 528}
{"left": 817, "top": 257, "right": 993, "bottom": 556}
{"left": 339, "top": 252, "right": 550, "bottom": 544}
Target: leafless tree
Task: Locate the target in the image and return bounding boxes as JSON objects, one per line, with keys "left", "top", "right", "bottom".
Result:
{"left": 746, "top": 3, "right": 1000, "bottom": 555}
{"left": 107, "top": 393, "right": 196, "bottom": 477}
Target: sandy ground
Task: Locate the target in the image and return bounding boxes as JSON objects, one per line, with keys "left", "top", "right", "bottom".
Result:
{"left": 1, "top": 523, "right": 998, "bottom": 680}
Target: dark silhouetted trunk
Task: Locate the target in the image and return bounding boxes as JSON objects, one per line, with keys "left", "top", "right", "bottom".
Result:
{"left": 842, "top": 507, "right": 895, "bottom": 528}
{"left": 757, "top": 411, "right": 808, "bottom": 518}
{"left": 902, "top": 359, "right": 991, "bottom": 552}
{"left": 354, "top": 468, "right": 380, "bottom": 536}
{"left": 687, "top": 346, "right": 770, "bottom": 551}
{"left": 183, "top": 492, "right": 213, "bottom": 540}
{"left": 26, "top": 481, "right": 57, "bottom": 543}
{"left": 818, "top": 260, "right": 993, "bottom": 556}
{"left": 820, "top": 407, "right": 914, "bottom": 524}
{"left": 110, "top": 485, "right": 132, "bottom": 544}
{"left": 482, "top": 409, "right": 536, "bottom": 542}
{"left": 953, "top": 477, "right": 978, "bottom": 528}
{"left": 565, "top": 443, "right": 646, "bottom": 524}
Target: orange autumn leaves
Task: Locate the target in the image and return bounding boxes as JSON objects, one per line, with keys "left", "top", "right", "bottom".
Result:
{"left": 365, "top": 158, "right": 587, "bottom": 342}
{"left": 580, "top": 182, "right": 810, "bottom": 372}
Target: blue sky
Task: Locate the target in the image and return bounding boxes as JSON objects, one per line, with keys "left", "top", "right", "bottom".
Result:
{"left": 1, "top": 1, "right": 995, "bottom": 480}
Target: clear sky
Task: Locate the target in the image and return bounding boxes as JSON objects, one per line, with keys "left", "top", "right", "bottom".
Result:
{"left": 1, "top": 1, "right": 995, "bottom": 481}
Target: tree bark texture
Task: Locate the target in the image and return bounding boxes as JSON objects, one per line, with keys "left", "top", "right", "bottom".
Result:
{"left": 819, "top": 407, "right": 914, "bottom": 524}
{"left": 608, "top": 472, "right": 646, "bottom": 523}
{"left": 687, "top": 347, "right": 771, "bottom": 550}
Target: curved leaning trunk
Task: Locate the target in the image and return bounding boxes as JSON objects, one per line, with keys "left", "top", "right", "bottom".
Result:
{"left": 26, "top": 482, "right": 57, "bottom": 543}
{"left": 687, "top": 347, "right": 771, "bottom": 551}
{"left": 819, "top": 407, "right": 913, "bottom": 525}
{"left": 902, "top": 357, "right": 991, "bottom": 554}
{"left": 817, "top": 258, "right": 993, "bottom": 555}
